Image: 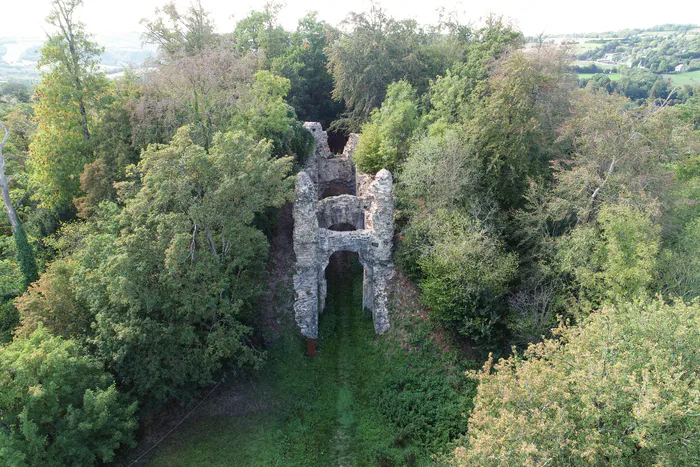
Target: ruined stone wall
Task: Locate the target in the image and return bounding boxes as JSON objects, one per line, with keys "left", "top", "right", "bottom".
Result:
{"left": 293, "top": 123, "right": 394, "bottom": 339}
{"left": 301, "top": 122, "right": 356, "bottom": 198}
{"left": 316, "top": 195, "right": 366, "bottom": 230}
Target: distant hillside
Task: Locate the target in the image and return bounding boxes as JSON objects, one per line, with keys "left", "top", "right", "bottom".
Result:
{"left": 0, "top": 32, "right": 155, "bottom": 83}
{"left": 547, "top": 23, "right": 699, "bottom": 39}
{"left": 537, "top": 24, "right": 700, "bottom": 74}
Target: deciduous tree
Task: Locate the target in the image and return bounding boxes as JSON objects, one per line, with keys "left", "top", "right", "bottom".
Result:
{"left": 1, "top": 122, "right": 37, "bottom": 288}
{"left": 455, "top": 297, "right": 700, "bottom": 466}
{"left": 134, "top": 48, "right": 259, "bottom": 150}
{"left": 78, "top": 127, "right": 293, "bottom": 409}
{"left": 416, "top": 211, "right": 517, "bottom": 341}
{"left": 326, "top": 3, "right": 434, "bottom": 129}
{"left": 0, "top": 326, "right": 137, "bottom": 466}
{"left": 352, "top": 80, "right": 420, "bottom": 174}
{"left": 28, "top": 0, "right": 109, "bottom": 210}
{"left": 141, "top": 0, "right": 215, "bottom": 59}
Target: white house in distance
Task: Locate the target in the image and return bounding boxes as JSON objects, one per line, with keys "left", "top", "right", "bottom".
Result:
{"left": 675, "top": 64, "right": 687, "bottom": 73}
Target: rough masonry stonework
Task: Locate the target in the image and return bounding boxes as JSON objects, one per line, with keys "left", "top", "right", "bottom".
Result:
{"left": 293, "top": 123, "right": 394, "bottom": 338}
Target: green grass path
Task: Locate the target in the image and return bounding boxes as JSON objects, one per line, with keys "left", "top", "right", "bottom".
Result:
{"left": 332, "top": 278, "right": 355, "bottom": 465}
{"left": 146, "top": 256, "right": 402, "bottom": 466}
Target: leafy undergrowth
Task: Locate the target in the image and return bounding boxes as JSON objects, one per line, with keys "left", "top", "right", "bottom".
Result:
{"left": 145, "top": 256, "right": 477, "bottom": 466}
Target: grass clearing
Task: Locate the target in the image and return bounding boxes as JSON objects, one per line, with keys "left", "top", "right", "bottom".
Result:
{"left": 663, "top": 70, "right": 700, "bottom": 86}
{"left": 579, "top": 73, "right": 622, "bottom": 81}
{"left": 573, "top": 42, "right": 602, "bottom": 53}
{"left": 145, "top": 255, "right": 477, "bottom": 466}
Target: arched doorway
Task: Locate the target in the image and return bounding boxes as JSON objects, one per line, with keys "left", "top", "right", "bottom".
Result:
{"left": 324, "top": 251, "right": 361, "bottom": 299}
{"left": 318, "top": 251, "right": 366, "bottom": 353}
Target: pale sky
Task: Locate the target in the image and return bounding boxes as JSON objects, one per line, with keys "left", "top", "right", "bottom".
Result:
{"left": 2, "top": 0, "right": 699, "bottom": 41}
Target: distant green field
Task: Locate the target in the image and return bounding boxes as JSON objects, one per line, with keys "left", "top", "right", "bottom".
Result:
{"left": 639, "top": 31, "right": 675, "bottom": 37}
{"left": 578, "top": 70, "right": 700, "bottom": 87}
{"left": 579, "top": 73, "right": 622, "bottom": 81}
{"left": 574, "top": 42, "right": 602, "bottom": 53}
{"left": 663, "top": 70, "right": 700, "bottom": 86}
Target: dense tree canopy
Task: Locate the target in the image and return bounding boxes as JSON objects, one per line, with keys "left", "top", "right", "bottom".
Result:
{"left": 353, "top": 80, "right": 420, "bottom": 174}
{"left": 327, "top": 4, "right": 438, "bottom": 130}
{"left": 0, "top": 326, "right": 136, "bottom": 466}
{"left": 16, "top": 126, "right": 294, "bottom": 410}
{"left": 455, "top": 297, "right": 700, "bottom": 466}
{"left": 1, "top": 1, "right": 699, "bottom": 463}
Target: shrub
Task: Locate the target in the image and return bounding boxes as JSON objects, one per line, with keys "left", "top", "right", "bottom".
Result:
{"left": 0, "top": 326, "right": 137, "bottom": 466}
{"left": 455, "top": 296, "right": 700, "bottom": 466}
{"left": 417, "top": 211, "right": 517, "bottom": 341}
{"left": 353, "top": 80, "right": 420, "bottom": 174}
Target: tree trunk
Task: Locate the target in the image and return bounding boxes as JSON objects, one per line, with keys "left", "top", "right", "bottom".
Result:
{"left": 0, "top": 121, "right": 20, "bottom": 233}
{"left": 1, "top": 120, "right": 38, "bottom": 287}
{"left": 78, "top": 92, "right": 90, "bottom": 143}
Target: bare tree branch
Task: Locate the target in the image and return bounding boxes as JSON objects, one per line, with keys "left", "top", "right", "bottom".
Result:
{"left": 0, "top": 120, "right": 20, "bottom": 232}
{"left": 205, "top": 225, "right": 218, "bottom": 259}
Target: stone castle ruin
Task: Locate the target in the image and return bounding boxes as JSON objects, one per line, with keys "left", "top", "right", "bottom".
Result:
{"left": 293, "top": 123, "right": 394, "bottom": 346}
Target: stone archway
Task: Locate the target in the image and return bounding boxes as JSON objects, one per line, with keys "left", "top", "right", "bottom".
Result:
{"left": 293, "top": 123, "right": 394, "bottom": 345}
{"left": 316, "top": 242, "right": 375, "bottom": 317}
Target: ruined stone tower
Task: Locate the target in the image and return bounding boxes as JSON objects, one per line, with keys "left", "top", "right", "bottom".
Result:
{"left": 293, "top": 123, "right": 394, "bottom": 342}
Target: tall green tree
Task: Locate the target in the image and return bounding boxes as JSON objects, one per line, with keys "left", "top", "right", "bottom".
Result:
{"left": 546, "top": 89, "right": 696, "bottom": 227}
{"left": 400, "top": 128, "right": 481, "bottom": 211}
{"left": 26, "top": 126, "right": 296, "bottom": 410}
{"left": 353, "top": 80, "right": 420, "bottom": 174}
{"left": 270, "top": 13, "right": 343, "bottom": 126}
{"left": 94, "top": 128, "right": 292, "bottom": 408}
{"left": 232, "top": 7, "right": 343, "bottom": 126}
{"left": 28, "top": 0, "right": 109, "bottom": 210}
{"left": 0, "top": 108, "right": 37, "bottom": 342}
{"left": 464, "top": 48, "right": 574, "bottom": 213}
{"left": 326, "top": 3, "right": 434, "bottom": 130}
{"left": 232, "top": 1, "right": 288, "bottom": 61}
{"left": 231, "top": 70, "right": 314, "bottom": 161}
{"left": 556, "top": 204, "right": 661, "bottom": 310}
{"left": 415, "top": 210, "right": 518, "bottom": 341}
{"left": 74, "top": 75, "right": 142, "bottom": 218}
{"left": 0, "top": 326, "right": 137, "bottom": 466}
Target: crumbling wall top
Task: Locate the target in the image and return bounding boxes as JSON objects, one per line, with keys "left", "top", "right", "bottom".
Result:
{"left": 342, "top": 133, "right": 360, "bottom": 158}
{"left": 303, "top": 122, "right": 332, "bottom": 159}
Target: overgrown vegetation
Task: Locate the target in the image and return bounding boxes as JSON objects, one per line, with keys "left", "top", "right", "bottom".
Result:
{"left": 454, "top": 297, "right": 700, "bottom": 465}
{"left": 1, "top": 0, "right": 699, "bottom": 464}
{"left": 147, "top": 257, "right": 476, "bottom": 465}
{"left": 0, "top": 326, "right": 137, "bottom": 466}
